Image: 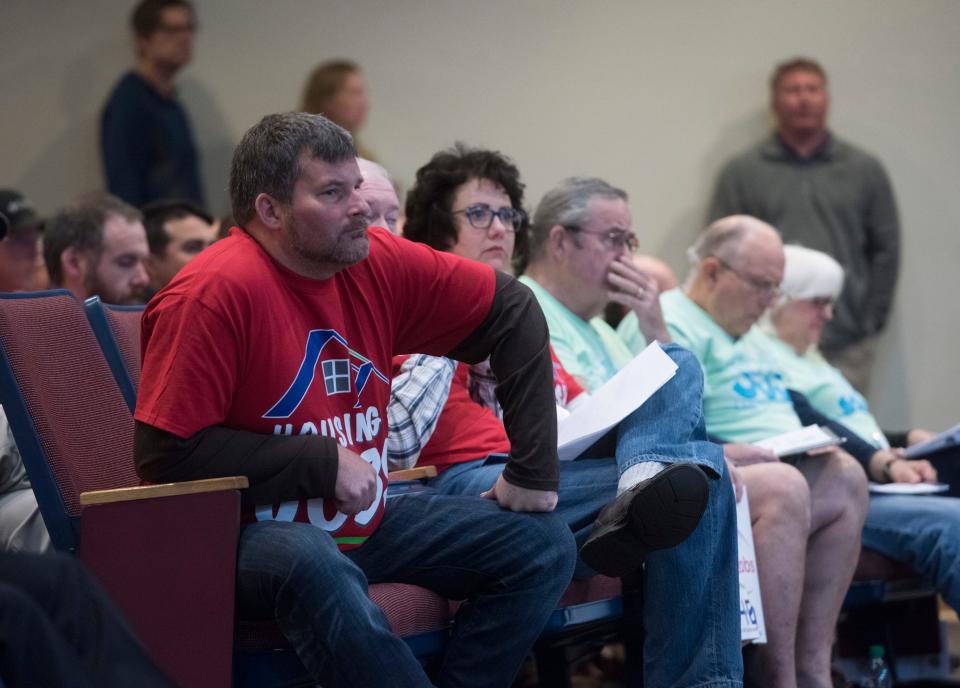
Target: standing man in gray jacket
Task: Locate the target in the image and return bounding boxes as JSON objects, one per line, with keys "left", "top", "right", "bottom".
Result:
{"left": 709, "top": 57, "right": 899, "bottom": 393}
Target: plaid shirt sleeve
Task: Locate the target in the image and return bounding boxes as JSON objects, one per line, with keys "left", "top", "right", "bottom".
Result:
{"left": 387, "top": 354, "right": 456, "bottom": 470}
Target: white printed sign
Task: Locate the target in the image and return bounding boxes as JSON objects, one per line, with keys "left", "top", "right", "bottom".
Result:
{"left": 737, "top": 486, "right": 766, "bottom": 644}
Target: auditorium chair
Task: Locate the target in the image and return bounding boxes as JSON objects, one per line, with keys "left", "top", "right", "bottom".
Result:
{"left": 0, "top": 290, "right": 455, "bottom": 687}
{"left": 83, "top": 297, "right": 142, "bottom": 412}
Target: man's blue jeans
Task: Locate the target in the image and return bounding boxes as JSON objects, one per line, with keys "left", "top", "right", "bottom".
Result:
{"left": 432, "top": 345, "right": 743, "bottom": 687}
{"left": 236, "top": 494, "right": 576, "bottom": 687}
{"left": 862, "top": 494, "right": 960, "bottom": 610}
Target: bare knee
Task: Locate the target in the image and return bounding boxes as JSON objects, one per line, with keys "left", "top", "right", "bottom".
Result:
{"left": 743, "top": 462, "right": 812, "bottom": 534}
{"left": 810, "top": 450, "right": 870, "bottom": 521}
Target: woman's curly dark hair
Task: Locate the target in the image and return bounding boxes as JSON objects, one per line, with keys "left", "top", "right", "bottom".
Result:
{"left": 403, "top": 143, "right": 528, "bottom": 270}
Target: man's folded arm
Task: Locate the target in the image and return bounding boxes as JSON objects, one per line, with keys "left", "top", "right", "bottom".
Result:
{"left": 134, "top": 421, "right": 340, "bottom": 506}
{"left": 445, "top": 272, "right": 559, "bottom": 492}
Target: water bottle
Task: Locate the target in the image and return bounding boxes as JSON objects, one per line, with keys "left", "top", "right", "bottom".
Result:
{"left": 860, "top": 644, "right": 893, "bottom": 688}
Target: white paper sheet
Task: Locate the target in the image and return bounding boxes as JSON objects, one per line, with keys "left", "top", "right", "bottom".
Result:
{"left": 753, "top": 425, "right": 842, "bottom": 458}
{"left": 556, "top": 342, "right": 678, "bottom": 461}
{"left": 903, "top": 422, "right": 960, "bottom": 459}
{"left": 868, "top": 482, "right": 950, "bottom": 495}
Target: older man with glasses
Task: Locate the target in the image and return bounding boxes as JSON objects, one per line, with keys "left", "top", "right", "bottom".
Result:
{"left": 620, "top": 215, "right": 869, "bottom": 688}
{"left": 516, "top": 176, "right": 742, "bottom": 687}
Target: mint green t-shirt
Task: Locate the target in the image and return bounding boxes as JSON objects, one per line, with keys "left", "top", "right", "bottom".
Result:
{"left": 761, "top": 333, "right": 888, "bottom": 449}
{"left": 660, "top": 288, "right": 802, "bottom": 443}
{"left": 519, "top": 276, "right": 636, "bottom": 392}
{"left": 617, "top": 309, "right": 648, "bottom": 356}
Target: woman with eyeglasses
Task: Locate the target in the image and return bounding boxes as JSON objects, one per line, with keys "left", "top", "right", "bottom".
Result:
{"left": 762, "top": 244, "right": 960, "bottom": 615}
{"left": 391, "top": 144, "right": 740, "bottom": 688}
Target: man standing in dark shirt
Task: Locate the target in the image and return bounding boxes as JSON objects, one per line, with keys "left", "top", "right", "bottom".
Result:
{"left": 709, "top": 58, "right": 900, "bottom": 394}
{"left": 101, "top": 0, "right": 204, "bottom": 208}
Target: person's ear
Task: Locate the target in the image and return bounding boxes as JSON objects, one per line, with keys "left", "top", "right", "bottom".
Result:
{"left": 254, "top": 194, "right": 285, "bottom": 230}
{"left": 547, "top": 224, "right": 570, "bottom": 260}
{"left": 60, "top": 245, "right": 90, "bottom": 283}
{"left": 701, "top": 257, "right": 722, "bottom": 287}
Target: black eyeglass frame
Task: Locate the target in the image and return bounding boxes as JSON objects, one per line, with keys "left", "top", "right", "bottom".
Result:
{"left": 450, "top": 204, "right": 527, "bottom": 233}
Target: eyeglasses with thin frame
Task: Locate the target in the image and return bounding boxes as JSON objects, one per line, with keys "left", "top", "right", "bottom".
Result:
{"left": 808, "top": 296, "right": 834, "bottom": 310}
{"left": 564, "top": 225, "right": 639, "bottom": 253}
{"left": 451, "top": 204, "right": 526, "bottom": 233}
{"left": 713, "top": 256, "right": 781, "bottom": 299}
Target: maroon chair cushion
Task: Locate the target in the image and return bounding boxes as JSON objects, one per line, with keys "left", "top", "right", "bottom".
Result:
{"left": 559, "top": 576, "right": 622, "bottom": 606}
{"left": 236, "top": 583, "right": 452, "bottom": 652}
{"left": 0, "top": 293, "right": 139, "bottom": 516}
{"left": 854, "top": 547, "right": 918, "bottom": 581}
{"left": 103, "top": 306, "right": 142, "bottom": 387}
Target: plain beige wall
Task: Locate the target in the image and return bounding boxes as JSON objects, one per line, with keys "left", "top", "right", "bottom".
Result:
{"left": 2, "top": 0, "right": 959, "bottom": 430}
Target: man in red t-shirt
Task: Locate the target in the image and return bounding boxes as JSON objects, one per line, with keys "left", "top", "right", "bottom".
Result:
{"left": 133, "top": 112, "right": 576, "bottom": 687}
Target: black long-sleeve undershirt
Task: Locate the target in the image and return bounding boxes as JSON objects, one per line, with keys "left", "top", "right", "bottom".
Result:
{"left": 134, "top": 271, "right": 559, "bottom": 502}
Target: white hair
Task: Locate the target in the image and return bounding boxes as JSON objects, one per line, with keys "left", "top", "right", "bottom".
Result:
{"left": 357, "top": 157, "right": 390, "bottom": 183}
{"left": 780, "top": 245, "right": 844, "bottom": 301}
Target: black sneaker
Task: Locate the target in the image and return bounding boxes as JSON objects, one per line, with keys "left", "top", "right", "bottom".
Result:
{"left": 579, "top": 463, "right": 709, "bottom": 577}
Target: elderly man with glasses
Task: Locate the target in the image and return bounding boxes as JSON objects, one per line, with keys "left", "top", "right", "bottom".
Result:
{"left": 513, "top": 176, "right": 742, "bottom": 687}
{"left": 620, "top": 215, "right": 869, "bottom": 688}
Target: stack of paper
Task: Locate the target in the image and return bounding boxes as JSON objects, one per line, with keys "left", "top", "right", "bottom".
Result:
{"left": 753, "top": 425, "right": 843, "bottom": 458}
{"left": 557, "top": 342, "right": 677, "bottom": 461}
{"left": 903, "top": 423, "right": 960, "bottom": 459}
{"left": 868, "top": 482, "right": 949, "bottom": 495}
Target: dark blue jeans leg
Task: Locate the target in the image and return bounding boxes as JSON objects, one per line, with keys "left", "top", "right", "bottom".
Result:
{"left": 863, "top": 494, "right": 960, "bottom": 610}
{"left": 350, "top": 493, "right": 577, "bottom": 688}
{"left": 235, "top": 520, "right": 432, "bottom": 687}
{"left": 431, "top": 457, "right": 618, "bottom": 578}
{"left": 615, "top": 344, "right": 725, "bottom": 476}
{"left": 641, "top": 460, "right": 743, "bottom": 687}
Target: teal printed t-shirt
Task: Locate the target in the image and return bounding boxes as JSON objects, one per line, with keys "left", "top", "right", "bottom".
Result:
{"left": 761, "top": 332, "right": 888, "bottom": 449}
{"left": 519, "top": 276, "right": 635, "bottom": 392}
{"left": 617, "top": 309, "right": 648, "bottom": 356}
{"left": 660, "top": 288, "right": 802, "bottom": 443}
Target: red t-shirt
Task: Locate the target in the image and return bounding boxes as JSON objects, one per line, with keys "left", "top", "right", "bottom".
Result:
{"left": 404, "top": 347, "right": 585, "bottom": 473}
{"left": 136, "top": 227, "right": 495, "bottom": 549}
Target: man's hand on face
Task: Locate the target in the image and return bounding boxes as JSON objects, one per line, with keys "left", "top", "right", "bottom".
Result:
{"left": 606, "top": 256, "right": 670, "bottom": 343}
{"left": 723, "top": 443, "right": 778, "bottom": 466}
{"left": 335, "top": 446, "right": 377, "bottom": 515}
{"left": 481, "top": 473, "right": 558, "bottom": 512}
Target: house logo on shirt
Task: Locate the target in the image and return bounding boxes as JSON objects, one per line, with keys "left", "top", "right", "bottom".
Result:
{"left": 263, "top": 329, "right": 389, "bottom": 419}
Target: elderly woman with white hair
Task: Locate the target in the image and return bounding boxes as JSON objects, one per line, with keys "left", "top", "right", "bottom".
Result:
{"left": 764, "top": 244, "right": 960, "bottom": 612}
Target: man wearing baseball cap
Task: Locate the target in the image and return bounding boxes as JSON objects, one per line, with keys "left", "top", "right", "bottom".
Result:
{"left": 0, "top": 190, "right": 52, "bottom": 553}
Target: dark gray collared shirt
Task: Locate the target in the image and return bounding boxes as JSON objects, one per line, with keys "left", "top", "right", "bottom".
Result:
{"left": 709, "top": 133, "right": 900, "bottom": 351}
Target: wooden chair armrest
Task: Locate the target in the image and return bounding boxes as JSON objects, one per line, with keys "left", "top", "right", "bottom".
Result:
{"left": 388, "top": 465, "right": 438, "bottom": 482}
{"left": 80, "top": 476, "right": 249, "bottom": 506}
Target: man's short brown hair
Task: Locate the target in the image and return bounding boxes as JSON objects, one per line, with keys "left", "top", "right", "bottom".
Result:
{"left": 770, "top": 57, "right": 827, "bottom": 92}
{"left": 131, "top": 0, "right": 194, "bottom": 38}
{"left": 44, "top": 193, "right": 142, "bottom": 286}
